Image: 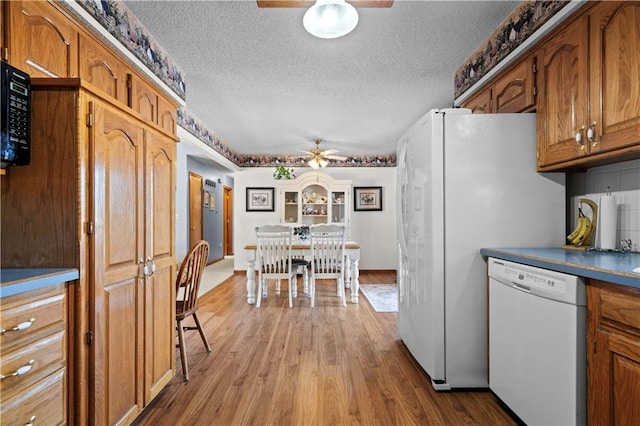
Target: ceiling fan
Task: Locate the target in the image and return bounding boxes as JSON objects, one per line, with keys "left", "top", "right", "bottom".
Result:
{"left": 257, "top": 1, "right": 393, "bottom": 8}
{"left": 300, "top": 139, "right": 347, "bottom": 168}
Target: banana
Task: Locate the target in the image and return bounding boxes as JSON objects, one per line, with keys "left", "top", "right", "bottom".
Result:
{"left": 567, "top": 215, "right": 587, "bottom": 242}
{"left": 571, "top": 216, "right": 592, "bottom": 245}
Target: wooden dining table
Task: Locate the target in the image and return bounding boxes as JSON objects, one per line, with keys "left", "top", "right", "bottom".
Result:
{"left": 243, "top": 242, "right": 361, "bottom": 304}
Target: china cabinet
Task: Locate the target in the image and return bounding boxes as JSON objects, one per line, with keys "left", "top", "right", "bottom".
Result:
{"left": 278, "top": 172, "right": 351, "bottom": 231}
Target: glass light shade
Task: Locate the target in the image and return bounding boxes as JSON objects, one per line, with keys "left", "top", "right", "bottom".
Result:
{"left": 308, "top": 157, "right": 329, "bottom": 169}
{"left": 303, "top": 0, "right": 359, "bottom": 39}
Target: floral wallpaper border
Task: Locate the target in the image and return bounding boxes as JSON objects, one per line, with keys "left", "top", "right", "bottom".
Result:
{"left": 61, "top": 0, "right": 187, "bottom": 100}
{"left": 178, "top": 108, "right": 396, "bottom": 168}
{"left": 454, "top": 0, "right": 570, "bottom": 99}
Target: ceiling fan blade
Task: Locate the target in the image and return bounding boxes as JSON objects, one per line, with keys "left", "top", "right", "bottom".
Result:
{"left": 298, "top": 150, "right": 313, "bottom": 154}
{"left": 257, "top": 1, "right": 393, "bottom": 8}
{"left": 320, "top": 149, "right": 340, "bottom": 156}
{"left": 325, "top": 155, "right": 347, "bottom": 161}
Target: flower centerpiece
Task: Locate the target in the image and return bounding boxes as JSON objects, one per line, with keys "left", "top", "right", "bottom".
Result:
{"left": 293, "top": 225, "right": 309, "bottom": 241}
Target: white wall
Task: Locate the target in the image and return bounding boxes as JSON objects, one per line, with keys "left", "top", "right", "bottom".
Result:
{"left": 233, "top": 167, "right": 397, "bottom": 271}
{"left": 175, "top": 127, "right": 239, "bottom": 260}
{"left": 568, "top": 159, "right": 640, "bottom": 251}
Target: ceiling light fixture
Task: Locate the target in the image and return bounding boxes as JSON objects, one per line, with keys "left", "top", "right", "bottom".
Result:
{"left": 308, "top": 157, "right": 329, "bottom": 169}
{"left": 303, "top": 0, "right": 359, "bottom": 39}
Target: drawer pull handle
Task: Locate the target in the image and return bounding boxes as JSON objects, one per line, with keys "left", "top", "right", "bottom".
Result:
{"left": 26, "top": 415, "right": 36, "bottom": 426}
{"left": 0, "top": 359, "right": 35, "bottom": 380}
{"left": 0, "top": 318, "right": 35, "bottom": 334}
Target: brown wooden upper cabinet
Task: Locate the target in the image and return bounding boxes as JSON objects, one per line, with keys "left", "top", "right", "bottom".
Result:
{"left": 537, "top": 1, "right": 640, "bottom": 170}
{"left": 5, "top": 1, "right": 79, "bottom": 78}
{"left": 462, "top": 54, "right": 537, "bottom": 114}
{"left": 463, "top": 85, "right": 492, "bottom": 114}
{"left": 79, "top": 34, "right": 130, "bottom": 106}
{"left": 157, "top": 94, "right": 178, "bottom": 136}
{"left": 128, "top": 73, "right": 158, "bottom": 124}
{"left": 128, "top": 73, "right": 178, "bottom": 136}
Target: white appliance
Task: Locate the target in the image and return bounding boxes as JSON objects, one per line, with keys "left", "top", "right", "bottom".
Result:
{"left": 488, "top": 258, "right": 586, "bottom": 425}
{"left": 396, "top": 108, "right": 565, "bottom": 390}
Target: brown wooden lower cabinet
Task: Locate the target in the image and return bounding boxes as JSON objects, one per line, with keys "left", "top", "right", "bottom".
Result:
{"left": 0, "top": 284, "right": 68, "bottom": 426}
{"left": 587, "top": 280, "right": 640, "bottom": 425}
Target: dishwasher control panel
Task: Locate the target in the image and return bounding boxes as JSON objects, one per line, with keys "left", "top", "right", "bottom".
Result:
{"left": 488, "top": 258, "right": 586, "bottom": 305}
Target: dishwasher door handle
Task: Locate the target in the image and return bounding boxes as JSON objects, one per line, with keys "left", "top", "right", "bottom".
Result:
{"left": 512, "top": 282, "right": 532, "bottom": 293}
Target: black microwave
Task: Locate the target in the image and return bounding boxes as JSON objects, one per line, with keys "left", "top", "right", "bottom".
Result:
{"left": 1, "top": 61, "right": 31, "bottom": 167}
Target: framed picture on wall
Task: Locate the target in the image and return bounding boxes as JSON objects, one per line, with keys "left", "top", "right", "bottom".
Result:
{"left": 209, "top": 194, "right": 215, "bottom": 211}
{"left": 203, "top": 190, "right": 210, "bottom": 207}
{"left": 354, "top": 186, "right": 382, "bottom": 211}
{"left": 246, "top": 187, "right": 275, "bottom": 212}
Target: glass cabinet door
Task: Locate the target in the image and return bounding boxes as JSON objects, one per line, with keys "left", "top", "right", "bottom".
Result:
{"left": 330, "top": 191, "right": 346, "bottom": 224}
{"left": 284, "top": 191, "right": 298, "bottom": 223}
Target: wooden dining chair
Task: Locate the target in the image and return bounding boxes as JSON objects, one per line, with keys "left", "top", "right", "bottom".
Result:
{"left": 255, "top": 225, "right": 298, "bottom": 308}
{"left": 309, "top": 224, "right": 347, "bottom": 307}
{"left": 175, "top": 240, "right": 211, "bottom": 381}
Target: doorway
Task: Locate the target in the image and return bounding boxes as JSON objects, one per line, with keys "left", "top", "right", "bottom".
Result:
{"left": 188, "top": 172, "right": 203, "bottom": 249}
{"left": 224, "top": 185, "right": 233, "bottom": 256}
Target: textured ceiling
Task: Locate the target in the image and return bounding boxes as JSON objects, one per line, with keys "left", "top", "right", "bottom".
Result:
{"left": 123, "top": 0, "right": 519, "bottom": 157}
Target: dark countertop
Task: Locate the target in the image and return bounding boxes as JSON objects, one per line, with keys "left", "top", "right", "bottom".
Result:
{"left": 480, "top": 248, "right": 640, "bottom": 288}
{"left": 0, "top": 268, "right": 79, "bottom": 298}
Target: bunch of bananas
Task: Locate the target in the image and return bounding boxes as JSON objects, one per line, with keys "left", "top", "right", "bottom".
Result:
{"left": 567, "top": 208, "right": 592, "bottom": 246}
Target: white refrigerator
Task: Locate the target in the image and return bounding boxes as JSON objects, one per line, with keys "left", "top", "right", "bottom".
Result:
{"left": 396, "top": 108, "right": 565, "bottom": 390}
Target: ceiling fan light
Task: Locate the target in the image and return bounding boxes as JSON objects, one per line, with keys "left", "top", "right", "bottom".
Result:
{"left": 319, "top": 158, "right": 329, "bottom": 168}
{"left": 303, "top": 0, "right": 359, "bottom": 39}
{"left": 308, "top": 158, "right": 320, "bottom": 169}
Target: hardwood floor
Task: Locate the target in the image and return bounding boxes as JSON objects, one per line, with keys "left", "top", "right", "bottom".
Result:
{"left": 133, "top": 271, "right": 515, "bottom": 425}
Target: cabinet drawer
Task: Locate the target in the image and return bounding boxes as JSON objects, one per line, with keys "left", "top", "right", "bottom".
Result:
{"left": 600, "top": 288, "right": 640, "bottom": 333}
{"left": 1, "top": 330, "right": 66, "bottom": 401}
{"left": 0, "top": 368, "right": 66, "bottom": 426}
{"left": 1, "top": 290, "right": 65, "bottom": 353}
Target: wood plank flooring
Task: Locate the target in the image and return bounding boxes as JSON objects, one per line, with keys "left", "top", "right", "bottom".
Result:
{"left": 133, "top": 271, "right": 516, "bottom": 425}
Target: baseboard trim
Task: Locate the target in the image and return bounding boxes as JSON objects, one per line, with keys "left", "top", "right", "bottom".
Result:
{"left": 233, "top": 269, "right": 397, "bottom": 275}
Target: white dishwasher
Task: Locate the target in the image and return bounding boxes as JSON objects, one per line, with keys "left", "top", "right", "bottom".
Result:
{"left": 488, "top": 258, "right": 586, "bottom": 426}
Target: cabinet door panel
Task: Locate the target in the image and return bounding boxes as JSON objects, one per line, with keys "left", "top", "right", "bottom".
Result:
{"left": 144, "top": 266, "right": 174, "bottom": 403}
{"left": 590, "top": 2, "right": 640, "bottom": 154}
{"left": 537, "top": 16, "right": 589, "bottom": 167}
{"left": 609, "top": 335, "right": 640, "bottom": 425}
{"left": 143, "top": 129, "right": 176, "bottom": 403}
{"left": 157, "top": 95, "right": 177, "bottom": 136}
{"left": 79, "top": 35, "right": 129, "bottom": 104}
{"left": 462, "top": 86, "right": 492, "bottom": 114}
{"left": 129, "top": 74, "right": 158, "bottom": 124}
{"left": 103, "top": 278, "right": 140, "bottom": 425}
{"left": 493, "top": 56, "right": 536, "bottom": 113}
{"left": 91, "top": 100, "right": 144, "bottom": 425}
{"left": 8, "top": 1, "right": 78, "bottom": 77}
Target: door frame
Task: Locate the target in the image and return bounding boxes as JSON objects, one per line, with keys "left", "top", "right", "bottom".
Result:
{"left": 188, "top": 172, "right": 203, "bottom": 249}
{"left": 223, "top": 185, "right": 233, "bottom": 256}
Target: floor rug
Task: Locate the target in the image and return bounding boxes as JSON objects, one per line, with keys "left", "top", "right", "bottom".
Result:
{"left": 359, "top": 284, "right": 398, "bottom": 313}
